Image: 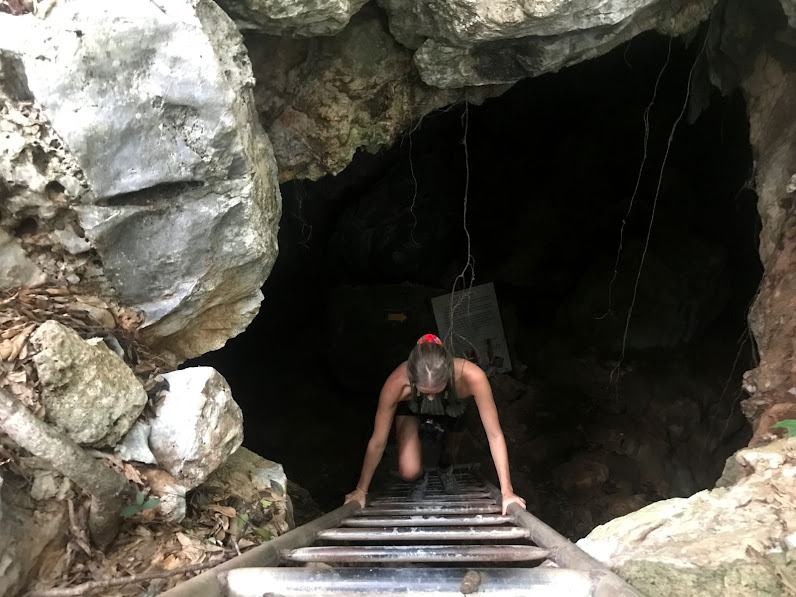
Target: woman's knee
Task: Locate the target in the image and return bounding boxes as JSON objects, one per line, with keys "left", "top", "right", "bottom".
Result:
{"left": 398, "top": 460, "right": 422, "bottom": 482}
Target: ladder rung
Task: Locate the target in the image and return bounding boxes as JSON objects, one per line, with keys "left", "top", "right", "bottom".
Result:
{"left": 317, "top": 526, "right": 531, "bottom": 541}
{"left": 372, "top": 492, "right": 492, "bottom": 502}
{"left": 357, "top": 505, "right": 501, "bottom": 516}
{"left": 282, "top": 544, "right": 551, "bottom": 563}
{"left": 225, "top": 567, "right": 602, "bottom": 597}
{"left": 368, "top": 499, "right": 496, "bottom": 508}
{"left": 341, "top": 514, "right": 513, "bottom": 527}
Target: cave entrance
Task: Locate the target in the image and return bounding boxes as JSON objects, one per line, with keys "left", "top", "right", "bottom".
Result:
{"left": 190, "top": 30, "right": 762, "bottom": 538}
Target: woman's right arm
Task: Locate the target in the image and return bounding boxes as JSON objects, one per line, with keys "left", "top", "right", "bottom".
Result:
{"left": 344, "top": 367, "right": 404, "bottom": 507}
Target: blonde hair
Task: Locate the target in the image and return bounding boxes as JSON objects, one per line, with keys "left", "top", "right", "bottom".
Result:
{"left": 406, "top": 342, "right": 454, "bottom": 389}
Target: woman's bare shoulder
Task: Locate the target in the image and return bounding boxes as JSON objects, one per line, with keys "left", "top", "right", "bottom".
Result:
{"left": 454, "top": 358, "right": 487, "bottom": 384}
{"left": 382, "top": 361, "right": 410, "bottom": 401}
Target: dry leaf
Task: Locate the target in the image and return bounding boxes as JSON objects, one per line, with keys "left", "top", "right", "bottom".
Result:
{"left": 206, "top": 504, "right": 236, "bottom": 518}
{"left": 175, "top": 532, "right": 192, "bottom": 547}
{"left": 123, "top": 464, "right": 145, "bottom": 485}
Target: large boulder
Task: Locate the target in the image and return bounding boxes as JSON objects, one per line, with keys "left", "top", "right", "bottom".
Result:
{"left": 31, "top": 320, "right": 148, "bottom": 447}
{"left": 148, "top": 367, "right": 244, "bottom": 489}
{"left": 0, "top": 0, "right": 281, "bottom": 362}
{"left": 246, "top": 5, "right": 507, "bottom": 180}
{"left": 577, "top": 438, "right": 796, "bottom": 596}
{"left": 216, "top": 0, "right": 368, "bottom": 36}
{"left": 378, "top": 0, "right": 715, "bottom": 87}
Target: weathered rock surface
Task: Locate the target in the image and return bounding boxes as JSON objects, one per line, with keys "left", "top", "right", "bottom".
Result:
{"left": 149, "top": 367, "right": 244, "bottom": 489}
{"left": 701, "top": 0, "right": 796, "bottom": 441}
{"left": 0, "top": 474, "right": 69, "bottom": 597}
{"left": 578, "top": 438, "right": 796, "bottom": 596}
{"left": 378, "top": 0, "right": 715, "bottom": 87}
{"left": 0, "top": 229, "right": 46, "bottom": 289}
{"left": 31, "top": 321, "right": 148, "bottom": 447}
{"left": 217, "top": 0, "right": 368, "bottom": 36}
{"left": 115, "top": 420, "right": 158, "bottom": 465}
{"left": 202, "top": 447, "right": 294, "bottom": 531}
{"left": 0, "top": 0, "right": 281, "bottom": 362}
{"left": 247, "top": 6, "right": 507, "bottom": 180}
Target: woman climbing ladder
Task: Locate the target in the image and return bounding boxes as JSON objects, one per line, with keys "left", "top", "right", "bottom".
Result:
{"left": 345, "top": 334, "right": 526, "bottom": 515}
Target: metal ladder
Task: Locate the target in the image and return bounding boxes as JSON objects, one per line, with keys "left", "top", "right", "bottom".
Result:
{"left": 208, "top": 467, "right": 640, "bottom": 597}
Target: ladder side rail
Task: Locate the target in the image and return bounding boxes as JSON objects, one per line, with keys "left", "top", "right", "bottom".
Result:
{"left": 158, "top": 501, "right": 361, "bottom": 597}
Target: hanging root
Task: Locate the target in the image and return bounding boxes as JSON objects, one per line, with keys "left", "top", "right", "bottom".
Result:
{"left": 408, "top": 133, "right": 421, "bottom": 246}
{"left": 599, "top": 37, "right": 672, "bottom": 322}
{"left": 610, "top": 26, "right": 712, "bottom": 387}
{"left": 446, "top": 103, "right": 476, "bottom": 347}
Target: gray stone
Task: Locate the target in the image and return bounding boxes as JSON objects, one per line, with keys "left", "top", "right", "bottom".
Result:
{"left": 217, "top": 0, "right": 368, "bottom": 36}
{"left": 0, "top": 229, "right": 47, "bottom": 289}
{"left": 202, "top": 447, "right": 294, "bottom": 532}
{"left": 31, "top": 320, "right": 148, "bottom": 448}
{"left": 0, "top": 0, "right": 281, "bottom": 361}
{"left": 115, "top": 420, "right": 158, "bottom": 465}
{"left": 248, "top": 6, "right": 508, "bottom": 181}
{"left": 149, "top": 367, "right": 243, "bottom": 489}
{"left": 378, "top": 0, "right": 716, "bottom": 87}
{"left": 577, "top": 438, "right": 796, "bottom": 595}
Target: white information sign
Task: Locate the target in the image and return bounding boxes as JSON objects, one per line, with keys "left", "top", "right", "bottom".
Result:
{"left": 431, "top": 282, "right": 512, "bottom": 373}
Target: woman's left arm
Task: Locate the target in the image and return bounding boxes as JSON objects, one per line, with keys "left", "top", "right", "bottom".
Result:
{"left": 465, "top": 362, "right": 527, "bottom": 515}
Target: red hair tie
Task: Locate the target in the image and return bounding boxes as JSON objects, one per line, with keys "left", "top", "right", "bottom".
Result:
{"left": 417, "top": 334, "right": 442, "bottom": 345}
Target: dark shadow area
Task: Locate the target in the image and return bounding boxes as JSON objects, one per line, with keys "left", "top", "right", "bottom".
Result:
{"left": 190, "top": 30, "right": 761, "bottom": 538}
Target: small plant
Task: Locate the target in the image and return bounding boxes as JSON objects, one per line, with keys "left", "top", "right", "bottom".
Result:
{"left": 772, "top": 420, "right": 796, "bottom": 438}
{"left": 121, "top": 490, "right": 160, "bottom": 518}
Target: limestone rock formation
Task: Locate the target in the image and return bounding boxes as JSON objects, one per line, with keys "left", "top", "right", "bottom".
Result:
{"left": 148, "top": 367, "right": 244, "bottom": 489}
{"left": 31, "top": 321, "right": 148, "bottom": 448}
{"left": 203, "top": 447, "right": 294, "bottom": 530}
{"left": 577, "top": 438, "right": 796, "bottom": 596}
{"left": 0, "top": 229, "right": 46, "bottom": 290}
{"left": 216, "top": 0, "right": 368, "bottom": 36}
{"left": 247, "top": 6, "right": 508, "bottom": 181}
{"left": 378, "top": 0, "right": 716, "bottom": 87}
{"left": 0, "top": 0, "right": 281, "bottom": 362}
{"left": 701, "top": 0, "right": 796, "bottom": 442}
{"left": 0, "top": 474, "right": 69, "bottom": 597}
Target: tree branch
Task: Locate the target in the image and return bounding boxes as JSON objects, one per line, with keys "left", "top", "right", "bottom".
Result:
{"left": 0, "top": 387, "right": 129, "bottom": 548}
{"left": 27, "top": 560, "right": 222, "bottom": 597}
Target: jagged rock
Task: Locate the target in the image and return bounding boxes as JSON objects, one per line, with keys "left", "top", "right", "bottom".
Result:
{"left": 31, "top": 321, "right": 148, "bottom": 448}
{"left": 247, "top": 6, "right": 507, "bottom": 180}
{"left": 713, "top": 0, "right": 796, "bottom": 441}
{"left": 0, "top": 474, "right": 70, "bottom": 597}
{"left": 0, "top": 0, "right": 281, "bottom": 361}
{"left": 378, "top": 0, "right": 715, "bottom": 87}
{"left": 202, "top": 447, "right": 294, "bottom": 533}
{"left": 217, "top": 0, "right": 368, "bottom": 35}
{"left": 149, "top": 367, "right": 243, "bottom": 489}
{"left": 115, "top": 420, "right": 158, "bottom": 466}
{"left": 577, "top": 438, "right": 796, "bottom": 596}
{"left": 0, "top": 229, "right": 46, "bottom": 289}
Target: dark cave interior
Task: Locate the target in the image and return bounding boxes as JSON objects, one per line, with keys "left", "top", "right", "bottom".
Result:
{"left": 189, "top": 30, "right": 763, "bottom": 539}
